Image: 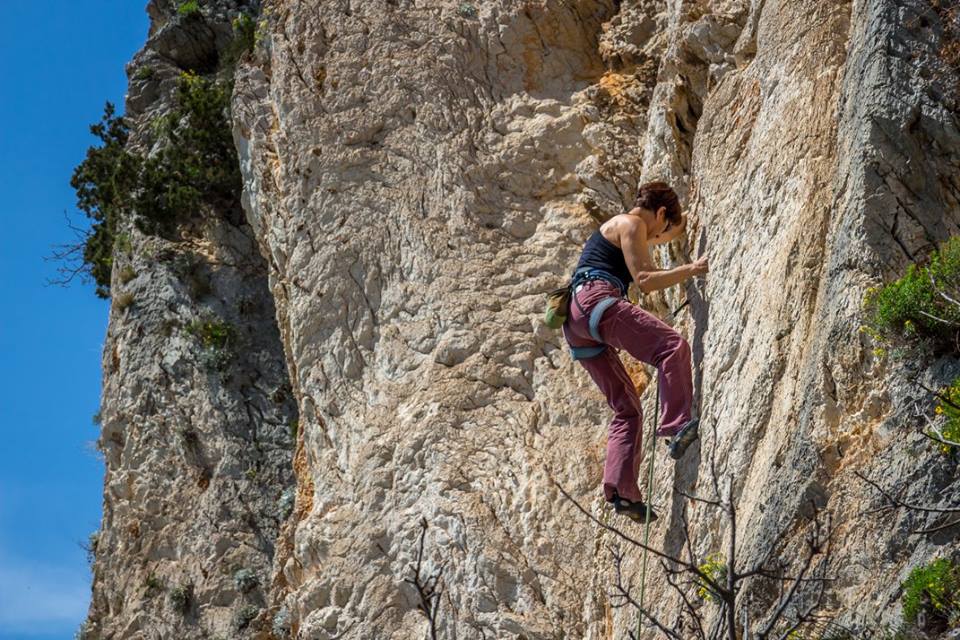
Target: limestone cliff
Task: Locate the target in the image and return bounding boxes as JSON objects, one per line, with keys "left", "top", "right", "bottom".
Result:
{"left": 82, "top": 1, "right": 297, "bottom": 638}
{"left": 84, "top": 0, "right": 960, "bottom": 638}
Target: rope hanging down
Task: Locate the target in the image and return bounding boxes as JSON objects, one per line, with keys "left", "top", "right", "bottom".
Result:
{"left": 636, "top": 377, "right": 659, "bottom": 637}
{"left": 634, "top": 288, "right": 697, "bottom": 636}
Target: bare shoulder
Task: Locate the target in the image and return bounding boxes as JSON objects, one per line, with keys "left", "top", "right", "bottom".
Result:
{"left": 600, "top": 213, "right": 645, "bottom": 248}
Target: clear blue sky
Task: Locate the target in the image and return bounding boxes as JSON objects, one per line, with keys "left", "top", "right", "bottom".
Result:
{"left": 0, "top": 3, "right": 149, "bottom": 638}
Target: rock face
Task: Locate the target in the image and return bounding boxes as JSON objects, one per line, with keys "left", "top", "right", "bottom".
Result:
{"left": 86, "top": 0, "right": 960, "bottom": 638}
{"left": 83, "top": 2, "right": 297, "bottom": 638}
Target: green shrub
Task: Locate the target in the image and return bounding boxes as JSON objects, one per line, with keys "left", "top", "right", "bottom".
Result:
{"left": 69, "top": 103, "right": 141, "bottom": 298}
{"left": 234, "top": 604, "right": 259, "bottom": 630}
{"left": 255, "top": 19, "right": 269, "bottom": 49}
{"left": 696, "top": 553, "right": 727, "bottom": 602}
{"left": 68, "top": 73, "right": 240, "bottom": 299}
{"left": 863, "top": 237, "right": 960, "bottom": 350}
{"left": 185, "top": 317, "right": 235, "bottom": 350}
{"left": 186, "top": 316, "right": 236, "bottom": 372}
{"left": 901, "top": 557, "right": 960, "bottom": 627}
{"left": 134, "top": 72, "right": 241, "bottom": 237}
{"left": 223, "top": 13, "right": 256, "bottom": 67}
{"left": 933, "top": 377, "right": 960, "bottom": 454}
{"left": 144, "top": 573, "right": 163, "bottom": 595}
{"left": 169, "top": 584, "right": 191, "bottom": 613}
{"left": 178, "top": 0, "right": 201, "bottom": 16}
{"left": 234, "top": 568, "right": 259, "bottom": 592}
{"left": 134, "top": 66, "right": 154, "bottom": 81}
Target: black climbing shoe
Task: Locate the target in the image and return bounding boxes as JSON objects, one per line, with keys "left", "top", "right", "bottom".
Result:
{"left": 610, "top": 493, "right": 658, "bottom": 523}
{"left": 667, "top": 418, "right": 700, "bottom": 460}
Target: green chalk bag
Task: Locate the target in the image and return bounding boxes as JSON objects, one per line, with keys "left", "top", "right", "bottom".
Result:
{"left": 543, "top": 285, "right": 572, "bottom": 329}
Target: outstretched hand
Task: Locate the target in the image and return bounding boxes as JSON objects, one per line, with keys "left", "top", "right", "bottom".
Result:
{"left": 691, "top": 255, "right": 709, "bottom": 276}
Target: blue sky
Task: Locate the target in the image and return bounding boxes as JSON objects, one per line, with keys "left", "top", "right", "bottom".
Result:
{"left": 0, "top": 3, "right": 149, "bottom": 638}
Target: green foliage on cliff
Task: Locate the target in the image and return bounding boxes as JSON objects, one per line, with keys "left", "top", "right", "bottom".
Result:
{"left": 233, "top": 568, "right": 259, "bottom": 593}
{"left": 862, "top": 237, "right": 960, "bottom": 352}
{"left": 177, "top": 0, "right": 201, "bottom": 16}
{"left": 901, "top": 557, "right": 960, "bottom": 629}
{"left": 234, "top": 604, "right": 259, "bottom": 630}
{"left": 932, "top": 377, "right": 960, "bottom": 455}
{"left": 223, "top": 12, "right": 257, "bottom": 68}
{"left": 69, "top": 103, "right": 140, "bottom": 298}
{"left": 696, "top": 553, "right": 727, "bottom": 602}
{"left": 69, "top": 72, "right": 240, "bottom": 298}
{"left": 186, "top": 315, "right": 237, "bottom": 372}
{"left": 135, "top": 71, "right": 241, "bottom": 236}
{"left": 143, "top": 573, "right": 163, "bottom": 595}
{"left": 169, "top": 584, "right": 192, "bottom": 613}
{"left": 185, "top": 316, "right": 236, "bottom": 350}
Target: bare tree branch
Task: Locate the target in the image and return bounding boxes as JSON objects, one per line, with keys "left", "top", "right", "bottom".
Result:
{"left": 404, "top": 518, "right": 443, "bottom": 640}
{"left": 553, "top": 480, "right": 729, "bottom": 598}
{"left": 856, "top": 471, "right": 960, "bottom": 515}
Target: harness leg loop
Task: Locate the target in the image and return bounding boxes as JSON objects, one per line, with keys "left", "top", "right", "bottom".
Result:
{"left": 569, "top": 295, "right": 619, "bottom": 360}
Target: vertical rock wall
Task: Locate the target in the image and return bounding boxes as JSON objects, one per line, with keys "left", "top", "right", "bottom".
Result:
{"left": 84, "top": 0, "right": 960, "bottom": 637}
{"left": 233, "top": 0, "right": 960, "bottom": 637}
{"left": 84, "top": 2, "right": 297, "bottom": 638}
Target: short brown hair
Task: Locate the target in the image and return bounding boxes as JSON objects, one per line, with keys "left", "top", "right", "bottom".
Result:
{"left": 634, "top": 181, "right": 681, "bottom": 226}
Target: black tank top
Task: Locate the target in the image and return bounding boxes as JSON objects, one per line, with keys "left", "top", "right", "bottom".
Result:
{"left": 574, "top": 230, "right": 632, "bottom": 294}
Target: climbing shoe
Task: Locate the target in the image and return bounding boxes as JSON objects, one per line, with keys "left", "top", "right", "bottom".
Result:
{"left": 667, "top": 418, "right": 700, "bottom": 460}
{"left": 610, "top": 493, "right": 658, "bottom": 523}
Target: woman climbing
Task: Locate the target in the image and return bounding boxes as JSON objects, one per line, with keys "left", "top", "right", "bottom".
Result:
{"left": 562, "top": 181, "right": 707, "bottom": 523}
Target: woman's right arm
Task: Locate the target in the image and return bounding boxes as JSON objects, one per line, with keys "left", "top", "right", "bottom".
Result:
{"left": 621, "top": 220, "right": 708, "bottom": 294}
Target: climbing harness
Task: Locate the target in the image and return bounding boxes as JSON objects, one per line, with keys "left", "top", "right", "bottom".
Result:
{"left": 566, "top": 267, "right": 627, "bottom": 361}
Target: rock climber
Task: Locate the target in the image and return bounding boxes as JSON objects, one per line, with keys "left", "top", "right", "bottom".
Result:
{"left": 562, "top": 181, "right": 707, "bottom": 523}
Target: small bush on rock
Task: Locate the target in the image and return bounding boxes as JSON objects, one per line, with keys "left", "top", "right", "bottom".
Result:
{"left": 932, "top": 377, "right": 960, "bottom": 454}
{"left": 234, "top": 604, "right": 259, "bottom": 630}
{"left": 65, "top": 73, "right": 240, "bottom": 298}
{"left": 185, "top": 317, "right": 235, "bottom": 350}
{"left": 697, "top": 553, "right": 727, "bottom": 602}
{"left": 169, "top": 584, "right": 191, "bottom": 613}
{"left": 863, "top": 237, "right": 960, "bottom": 352}
{"left": 143, "top": 573, "right": 163, "bottom": 596}
{"left": 178, "top": 1, "right": 201, "bottom": 16}
{"left": 901, "top": 557, "right": 960, "bottom": 631}
{"left": 234, "top": 568, "right": 259, "bottom": 593}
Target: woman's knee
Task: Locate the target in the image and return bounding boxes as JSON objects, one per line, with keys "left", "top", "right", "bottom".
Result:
{"left": 665, "top": 333, "right": 691, "bottom": 361}
{"left": 610, "top": 391, "right": 642, "bottom": 420}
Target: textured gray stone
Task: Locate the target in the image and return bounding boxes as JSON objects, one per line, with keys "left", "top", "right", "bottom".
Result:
{"left": 85, "top": 0, "right": 960, "bottom": 637}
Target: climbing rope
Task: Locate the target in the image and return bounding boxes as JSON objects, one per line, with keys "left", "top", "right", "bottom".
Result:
{"left": 630, "top": 291, "right": 695, "bottom": 636}
{"left": 636, "top": 376, "right": 660, "bottom": 637}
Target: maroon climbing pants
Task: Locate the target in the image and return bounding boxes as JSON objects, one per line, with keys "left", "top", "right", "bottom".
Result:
{"left": 562, "top": 279, "right": 693, "bottom": 503}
